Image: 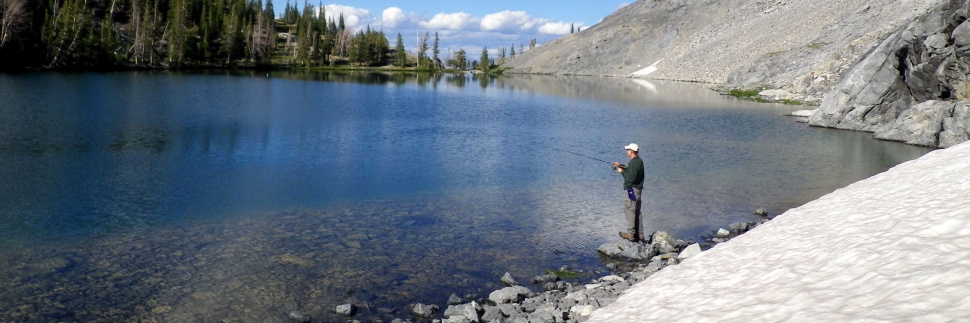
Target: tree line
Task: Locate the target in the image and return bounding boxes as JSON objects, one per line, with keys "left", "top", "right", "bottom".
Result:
{"left": 0, "top": 0, "right": 392, "bottom": 70}
{"left": 0, "top": 0, "right": 537, "bottom": 71}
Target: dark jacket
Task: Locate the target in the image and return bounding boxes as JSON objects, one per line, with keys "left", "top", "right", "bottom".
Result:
{"left": 622, "top": 156, "right": 644, "bottom": 189}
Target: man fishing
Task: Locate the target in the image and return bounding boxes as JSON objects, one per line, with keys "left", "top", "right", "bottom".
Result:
{"left": 612, "top": 143, "right": 644, "bottom": 242}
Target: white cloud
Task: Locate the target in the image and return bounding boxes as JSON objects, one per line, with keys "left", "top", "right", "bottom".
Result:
{"left": 382, "top": 7, "right": 407, "bottom": 28}
{"left": 420, "top": 12, "right": 480, "bottom": 30}
{"left": 538, "top": 22, "right": 573, "bottom": 35}
{"left": 480, "top": 11, "right": 544, "bottom": 32}
{"left": 323, "top": 4, "right": 373, "bottom": 30}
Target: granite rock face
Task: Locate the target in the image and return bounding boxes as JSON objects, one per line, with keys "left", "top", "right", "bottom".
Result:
{"left": 809, "top": 1, "right": 970, "bottom": 147}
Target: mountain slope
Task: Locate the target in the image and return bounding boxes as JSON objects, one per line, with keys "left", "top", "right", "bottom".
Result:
{"left": 505, "top": 0, "right": 970, "bottom": 148}
{"left": 505, "top": 0, "right": 942, "bottom": 102}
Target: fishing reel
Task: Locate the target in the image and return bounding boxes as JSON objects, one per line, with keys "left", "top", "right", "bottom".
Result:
{"left": 611, "top": 163, "right": 627, "bottom": 171}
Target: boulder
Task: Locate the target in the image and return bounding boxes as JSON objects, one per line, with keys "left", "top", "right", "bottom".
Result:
{"left": 651, "top": 231, "right": 678, "bottom": 254}
{"left": 598, "top": 275, "right": 625, "bottom": 283}
{"left": 570, "top": 304, "right": 595, "bottom": 318}
{"left": 500, "top": 272, "right": 518, "bottom": 286}
{"left": 335, "top": 304, "right": 357, "bottom": 317}
{"left": 488, "top": 286, "right": 531, "bottom": 304}
{"left": 729, "top": 222, "right": 750, "bottom": 234}
{"left": 287, "top": 310, "right": 311, "bottom": 322}
{"left": 412, "top": 303, "right": 439, "bottom": 318}
{"left": 481, "top": 306, "right": 505, "bottom": 322}
{"left": 678, "top": 243, "right": 703, "bottom": 260}
{"left": 940, "top": 102, "right": 970, "bottom": 148}
{"left": 807, "top": 4, "right": 970, "bottom": 148}
{"left": 753, "top": 208, "right": 769, "bottom": 217}
{"left": 716, "top": 228, "right": 730, "bottom": 238}
{"left": 533, "top": 273, "right": 559, "bottom": 284}
{"left": 597, "top": 239, "right": 655, "bottom": 261}
{"left": 443, "top": 301, "right": 481, "bottom": 322}
{"left": 447, "top": 293, "right": 464, "bottom": 305}
{"left": 874, "top": 100, "right": 954, "bottom": 147}
{"left": 953, "top": 20, "right": 970, "bottom": 47}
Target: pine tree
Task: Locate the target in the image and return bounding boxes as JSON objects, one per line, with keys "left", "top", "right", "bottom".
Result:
{"left": 479, "top": 47, "right": 489, "bottom": 72}
{"left": 395, "top": 32, "right": 405, "bottom": 67}
{"left": 167, "top": 0, "right": 193, "bottom": 66}
{"left": 432, "top": 32, "right": 440, "bottom": 69}
{"left": 451, "top": 48, "right": 466, "bottom": 70}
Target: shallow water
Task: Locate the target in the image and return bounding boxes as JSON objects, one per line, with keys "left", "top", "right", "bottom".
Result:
{"left": 0, "top": 71, "right": 932, "bottom": 321}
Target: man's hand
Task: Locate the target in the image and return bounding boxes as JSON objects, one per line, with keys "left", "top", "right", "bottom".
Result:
{"left": 612, "top": 162, "right": 626, "bottom": 172}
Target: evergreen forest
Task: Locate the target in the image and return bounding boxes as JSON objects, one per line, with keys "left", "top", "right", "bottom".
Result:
{"left": 0, "top": 0, "right": 408, "bottom": 70}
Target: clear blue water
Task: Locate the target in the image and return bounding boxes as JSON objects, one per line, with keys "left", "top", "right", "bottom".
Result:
{"left": 0, "top": 71, "right": 932, "bottom": 321}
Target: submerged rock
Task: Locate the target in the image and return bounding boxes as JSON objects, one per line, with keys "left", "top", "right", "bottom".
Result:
{"left": 287, "top": 310, "right": 311, "bottom": 322}
{"left": 412, "top": 303, "right": 439, "bottom": 318}
{"left": 501, "top": 272, "right": 518, "bottom": 286}
{"left": 447, "top": 293, "right": 464, "bottom": 305}
{"left": 335, "top": 304, "right": 356, "bottom": 316}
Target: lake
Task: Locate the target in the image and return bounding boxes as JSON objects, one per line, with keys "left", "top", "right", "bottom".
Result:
{"left": 0, "top": 71, "right": 932, "bottom": 321}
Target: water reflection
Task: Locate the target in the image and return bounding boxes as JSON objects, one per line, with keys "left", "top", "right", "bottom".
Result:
{"left": 0, "top": 72, "right": 933, "bottom": 322}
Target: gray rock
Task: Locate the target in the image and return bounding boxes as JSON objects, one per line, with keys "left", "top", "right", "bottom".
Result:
{"left": 677, "top": 243, "right": 702, "bottom": 260}
{"left": 940, "top": 102, "right": 970, "bottom": 148}
{"left": 444, "top": 301, "right": 481, "bottom": 322}
{"left": 533, "top": 273, "right": 559, "bottom": 284}
{"left": 335, "top": 304, "right": 357, "bottom": 317}
{"left": 496, "top": 304, "right": 519, "bottom": 317}
{"left": 288, "top": 310, "right": 311, "bottom": 322}
{"left": 501, "top": 272, "right": 518, "bottom": 286}
{"left": 753, "top": 208, "right": 768, "bottom": 217}
{"left": 481, "top": 306, "right": 505, "bottom": 322}
{"left": 520, "top": 298, "right": 540, "bottom": 313}
{"left": 413, "top": 303, "right": 439, "bottom": 318}
{"left": 874, "top": 100, "right": 954, "bottom": 146}
{"left": 808, "top": 4, "right": 970, "bottom": 148}
{"left": 953, "top": 20, "right": 970, "bottom": 47}
{"left": 597, "top": 239, "right": 652, "bottom": 260}
{"left": 527, "top": 310, "right": 558, "bottom": 323}
{"left": 729, "top": 222, "right": 750, "bottom": 234}
{"left": 569, "top": 304, "right": 595, "bottom": 318}
{"left": 489, "top": 286, "right": 531, "bottom": 304}
{"left": 716, "top": 228, "right": 730, "bottom": 237}
{"left": 448, "top": 293, "right": 465, "bottom": 305}
{"left": 542, "top": 282, "right": 557, "bottom": 291}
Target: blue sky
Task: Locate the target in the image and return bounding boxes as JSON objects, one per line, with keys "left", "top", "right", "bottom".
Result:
{"left": 269, "top": 1, "right": 631, "bottom": 58}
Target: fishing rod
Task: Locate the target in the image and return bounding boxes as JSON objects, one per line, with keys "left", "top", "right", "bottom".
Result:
{"left": 553, "top": 148, "right": 626, "bottom": 170}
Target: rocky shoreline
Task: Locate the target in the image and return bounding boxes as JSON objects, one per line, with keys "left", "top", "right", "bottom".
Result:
{"left": 322, "top": 211, "right": 774, "bottom": 323}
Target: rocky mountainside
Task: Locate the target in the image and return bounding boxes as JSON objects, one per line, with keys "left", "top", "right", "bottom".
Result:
{"left": 504, "top": 0, "right": 970, "bottom": 148}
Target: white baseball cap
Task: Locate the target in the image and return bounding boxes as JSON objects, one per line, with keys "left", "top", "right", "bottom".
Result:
{"left": 624, "top": 143, "right": 639, "bottom": 152}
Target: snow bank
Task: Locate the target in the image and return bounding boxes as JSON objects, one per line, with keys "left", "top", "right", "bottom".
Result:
{"left": 588, "top": 141, "right": 970, "bottom": 322}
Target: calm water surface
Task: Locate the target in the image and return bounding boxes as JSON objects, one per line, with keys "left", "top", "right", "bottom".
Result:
{"left": 0, "top": 71, "right": 932, "bottom": 321}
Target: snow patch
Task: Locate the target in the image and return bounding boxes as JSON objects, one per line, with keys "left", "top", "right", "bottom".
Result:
{"left": 588, "top": 141, "right": 970, "bottom": 322}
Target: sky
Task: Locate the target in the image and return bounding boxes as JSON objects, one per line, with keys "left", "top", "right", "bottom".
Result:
{"left": 269, "top": 1, "right": 632, "bottom": 57}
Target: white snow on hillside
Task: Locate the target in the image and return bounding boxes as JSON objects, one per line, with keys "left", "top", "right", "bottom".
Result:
{"left": 588, "top": 141, "right": 970, "bottom": 322}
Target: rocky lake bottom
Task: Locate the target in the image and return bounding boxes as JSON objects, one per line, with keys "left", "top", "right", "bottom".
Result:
{"left": 0, "top": 190, "right": 616, "bottom": 322}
